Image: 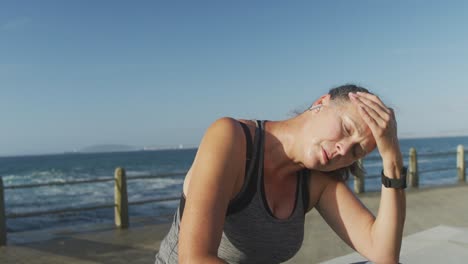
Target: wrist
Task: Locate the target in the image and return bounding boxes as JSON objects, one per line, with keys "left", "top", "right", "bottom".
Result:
{"left": 382, "top": 155, "right": 404, "bottom": 179}
{"left": 380, "top": 146, "right": 403, "bottom": 164}
{"left": 382, "top": 163, "right": 404, "bottom": 179}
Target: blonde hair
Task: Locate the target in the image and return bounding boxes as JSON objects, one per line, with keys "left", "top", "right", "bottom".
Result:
{"left": 330, "top": 160, "right": 365, "bottom": 181}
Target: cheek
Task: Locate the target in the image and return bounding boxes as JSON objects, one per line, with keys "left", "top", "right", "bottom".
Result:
{"left": 320, "top": 121, "right": 342, "bottom": 139}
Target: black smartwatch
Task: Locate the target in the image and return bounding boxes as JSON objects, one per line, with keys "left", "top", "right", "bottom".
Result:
{"left": 381, "top": 166, "right": 408, "bottom": 189}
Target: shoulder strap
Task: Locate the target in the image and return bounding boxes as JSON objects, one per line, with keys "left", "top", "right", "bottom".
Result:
{"left": 301, "top": 170, "right": 310, "bottom": 213}
{"left": 225, "top": 120, "right": 262, "bottom": 216}
{"left": 179, "top": 120, "right": 258, "bottom": 220}
{"left": 239, "top": 122, "right": 253, "bottom": 164}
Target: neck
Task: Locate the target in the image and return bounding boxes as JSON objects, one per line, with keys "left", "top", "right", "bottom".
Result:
{"left": 262, "top": 116, "right": 308, "bottom": 179}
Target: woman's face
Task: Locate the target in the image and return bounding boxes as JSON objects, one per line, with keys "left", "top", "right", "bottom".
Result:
{"left": 302, "top": 95, "right": 377, "bottom": 172}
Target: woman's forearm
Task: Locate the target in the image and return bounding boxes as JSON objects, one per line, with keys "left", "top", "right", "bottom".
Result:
{"left": 370, "top": 158, "right": 406, "bottom": 263}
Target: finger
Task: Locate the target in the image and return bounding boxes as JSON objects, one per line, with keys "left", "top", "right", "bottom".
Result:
{"left": 388, "top": 107, "right": 396, "bottom": 119}
{"left": 353, "top": 94, "right": 392, "bottom": 123}
{"left": 356, "top": 104, "right": 380, "bottom": 134}
{"left": 388, "top": 108, "right": 398, "bottom": 131}
{"left": 356, "top": 92, "right": 390, "bottom": 111}
{"left": 355, "top": 93, "right": 391, "bottom": 115}
{"left": 350, "top": 95, "right": 387, "bottom": 127}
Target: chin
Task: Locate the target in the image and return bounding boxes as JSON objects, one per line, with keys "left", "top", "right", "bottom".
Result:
{"left": 304, "top": 150, "right": 321, "bottom": 169}
{"left": 306, "top": 161, "right": 331, "bottom": 172}
{"left": 302, "top": 159, "right": 319, "bottom": 171}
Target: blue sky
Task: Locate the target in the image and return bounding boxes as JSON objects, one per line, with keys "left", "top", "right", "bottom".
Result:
{"left": 1, "top": 0, "right": 468, "bottom": 156}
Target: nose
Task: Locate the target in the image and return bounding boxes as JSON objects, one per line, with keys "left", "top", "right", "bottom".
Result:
{"left": 335, "top": 141, "right": 352, "bottom": 156}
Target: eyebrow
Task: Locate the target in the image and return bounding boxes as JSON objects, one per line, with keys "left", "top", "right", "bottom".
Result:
{"left": 344, "top": 116, "right": 363, "bottom": 135}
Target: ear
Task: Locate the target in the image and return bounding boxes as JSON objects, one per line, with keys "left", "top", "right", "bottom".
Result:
{"left": 312, "top": 94, "right": 331, "bottom": 107}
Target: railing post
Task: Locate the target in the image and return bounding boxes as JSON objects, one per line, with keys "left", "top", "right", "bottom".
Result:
{"left": 457, "top": 145, "right": 465, "bottom": 182}
{"left": 409, "top": 147, "right": 418, "bottom": 188}
{"left": 354, "top": 159, "right": 364, "bottom": 194}
{"left": 0, "top": 177, "right": 7, "bottom": 246}
{"left": 114, "top": 167, "right": 129, "bottom": 229}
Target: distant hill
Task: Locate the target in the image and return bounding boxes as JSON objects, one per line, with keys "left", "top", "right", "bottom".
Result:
{"left": 79, "top": 144, "right": 139, "bottom": 153}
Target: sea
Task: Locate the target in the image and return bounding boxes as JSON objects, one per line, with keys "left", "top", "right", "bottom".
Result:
{"left": 1, "top": 136, "right": 468, "bottom": 234}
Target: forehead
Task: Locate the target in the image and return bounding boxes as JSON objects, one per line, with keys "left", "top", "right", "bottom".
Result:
{"left": 334, "top": 101, "right": 376, "bottom": 151}
{"left": 332, "top": 100, "right": 362, "bottom": 126}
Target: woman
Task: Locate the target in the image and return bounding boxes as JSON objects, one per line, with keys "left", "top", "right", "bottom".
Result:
{"left": 155, "top": 84, "right": 406, "bottom": 264}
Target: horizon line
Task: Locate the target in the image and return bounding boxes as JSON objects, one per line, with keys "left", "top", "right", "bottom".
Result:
{"left": 2, "top": 133, "right": 468, "bottom": 158}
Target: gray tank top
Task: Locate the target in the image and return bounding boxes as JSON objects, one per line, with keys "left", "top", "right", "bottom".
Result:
{"left": 155, "top": 120, "right": 310, "bottom": 264}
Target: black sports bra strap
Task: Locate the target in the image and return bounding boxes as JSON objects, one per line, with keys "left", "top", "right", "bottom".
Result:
{"left": 225, "top": 121, "right": 260, "bottom": 215}
{"left": 239, "top": 122, "right": 253, "bottom": 162}
{"left": 301, "top": 170, "right": 310, "bottom": 213}
{"left": 179, "top": 120, "right": 257, "bottom": 220}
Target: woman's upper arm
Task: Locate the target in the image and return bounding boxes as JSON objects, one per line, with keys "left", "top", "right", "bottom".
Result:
{"left": 315, "top": 175, "right": 377, "bottom": 259}
{"left": 179, "top": 117, "right": 245, "bottom": 262}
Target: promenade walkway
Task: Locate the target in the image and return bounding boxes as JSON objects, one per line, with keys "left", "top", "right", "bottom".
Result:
{"left": 1, "top": 183, "right": 467, "bottom": 263}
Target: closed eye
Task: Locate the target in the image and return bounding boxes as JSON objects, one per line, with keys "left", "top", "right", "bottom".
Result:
{"left": 342, "top": 122, "right": 351, "bottom": 136}
{"left": 342, "top": 119, "right": 365, "bottom": 158}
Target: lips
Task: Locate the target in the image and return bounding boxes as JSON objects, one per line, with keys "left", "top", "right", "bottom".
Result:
{"left": 322, "top": 147, "right": 329, "bottom": 164}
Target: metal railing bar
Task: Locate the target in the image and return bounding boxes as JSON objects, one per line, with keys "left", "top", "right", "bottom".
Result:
{"left": 416, "top": 152, "right": 457, "bottom": 158}
{"left": 364, "top": 167, "right": 455, "bottom": 178}
{"left": 419, "top": 167, "right": 455, "bottom": 174}
{"left": 365, "top": 174, "right": 381, "bottom": 180}
{"left": 6, "top": 203, "right": 115, "bottom": 219}
{"left": 128, "top": 196, "right": 180, "bottom": 206}
{"left": 365, "top": 150, "right": 465, "bottom": 161}
{"left": 127, "top": 172, "right": 186, "bottom": 181}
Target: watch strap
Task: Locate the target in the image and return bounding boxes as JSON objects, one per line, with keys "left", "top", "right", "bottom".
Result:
{"left": 381, "top": 166, "right": 407, "bottom": 189}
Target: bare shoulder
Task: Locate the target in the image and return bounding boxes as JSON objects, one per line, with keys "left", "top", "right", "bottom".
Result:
{"left": 183, "top": 117, "right": 246, "bottom": 198}
{"left": 198, "top": 117, "right": 247, "bottom": 163}
{"left": 196, "top": 117, "right": 245, "bottom": 158}
{"left": 205, "top": 117, "right": 243, "bottom": 138}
